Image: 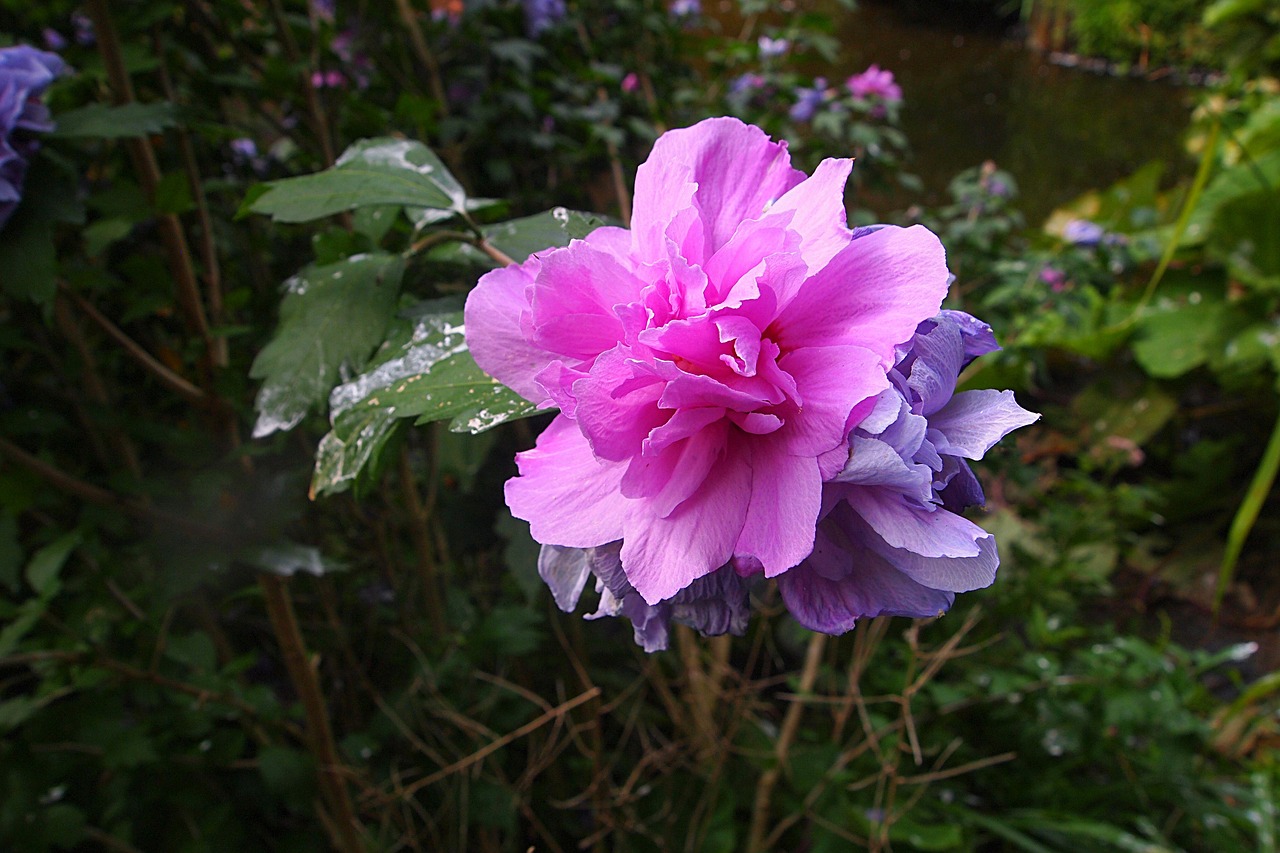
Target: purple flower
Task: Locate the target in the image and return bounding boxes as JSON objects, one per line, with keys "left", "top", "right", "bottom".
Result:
{"left": 331, "top": 31, "right": 373, "bottom": 89}
{"left": 729, "top": 72, "right": 765, "bottom": 95}
{"left": 670, "top": 0, "right": 700, "bottom": 17}
{"left": 621, "top": 72, "right": 640, "bottom": 94}
{"left": 230, "top": 137, "right": 258, "bottom": 159}
{"left": 1063, "top": 219, "right": 1104, "bottom": 246}
{"left": 0, "top": 45, "right": 64, "bottom": 231}
{"left": 311, "top": 0, "right": 336, "bottom": 22}
{"left": 523, "top": 0, "right": 567, "bottom": 37}
{"left": 71, "top": 12, "right": 95, "bottom": 46}
{"left": 789, "top": 77, "right": 828, "bottom": 122}
{"left": 846, "top": 64, "right": 902, "bottom": 103}
{"left": 777, "top": 308, "right": 1037, "bottom": 634}
{"left": 758, "top": 36, "right": 789, "bottom": 58}
{"left": 1039, "top": 266, "right": 1067, "bottom": 292}
{"left": 42, "top": 29, "right": 67, "bottom": 52}
{"left": 310, "top": 69, "right": 346, "bottom": 88}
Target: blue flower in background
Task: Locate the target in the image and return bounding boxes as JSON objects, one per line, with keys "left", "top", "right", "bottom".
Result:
{"left": 523, "top": 0, "right": 567, "bottom": 37}
{"left": 0, "top": 45, "right": 64, "bottom": 231}
{"left": 789, "top": 77, "right": 828, "bottom": 122}
{"left": 1063, "top": 219, "right": 1104, "bottom": 246}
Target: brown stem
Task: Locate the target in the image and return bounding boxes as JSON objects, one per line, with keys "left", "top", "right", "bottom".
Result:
{"left": 61, "top": 286, "right": 207, "bottom": 404}
{"left": 393, "top": 0, "right": 450, "bottom": 116}
{"left": 746, "top": 632, "right": 827, "bottom": 853}
{"left": 52, "top": 296, "right": 143, "bottom": 481}
{"left": 0, "top": 436, "right": 217, "bottom": 538}
{"left": 398, "top": 445, "right": 446, "bottom": 635}
{"left": 258, "top": 574, "right": 364, "bottom": 852}
{"left": 267, "top": 0, "right": 336, "bottom": 166}
{"left": 86, "top": 0, "right": 216, "bottom": 380}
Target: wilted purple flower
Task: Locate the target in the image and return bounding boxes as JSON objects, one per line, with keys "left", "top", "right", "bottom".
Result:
{"left": 670, "top": 0, "right": 700, "bottom": 17}
{"left": 777, "top": 308, "right": 1037, "bottom": 634}
{"left": 0, "top": 45, "right": 64, "bottom": 231}
{"left": 523, "top": 0, "right": 567, "bottom": 37}
{"left": 1063, "top": 219, "right": 1104, "bottom": 246}
{"left": 846, "top": 64, "right": 902, "bottom": 103}
{"left": 758, "top": 36, "right": 789, "bottom": 58}
{"left": 789, "top": 77, "right": 828, "bottom": 122}
{"left": 621, "top": 72, "right": 640, "bottom": 94}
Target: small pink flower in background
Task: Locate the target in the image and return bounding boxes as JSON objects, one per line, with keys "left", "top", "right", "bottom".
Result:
{"left": 465, "top": 118, "right": 1036, "bottom": 649}
{"left": 846, "top": 64, "right": 902, "bottom": 103}
{"left": 1039, "top": 266, "right": 1067, "bottom": 292}
{"left": 310, "top": 69, "right": 345, "bottom": 88}
{"left": 621, "top": 72, "right": 640, "bottom": 94}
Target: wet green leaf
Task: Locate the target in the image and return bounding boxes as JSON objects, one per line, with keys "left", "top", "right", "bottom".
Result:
{"left": 247, "top": 138, "right": 465, "bottom": 222}
{"left": 250, "top": 253, "right": 404, "bottom": 438}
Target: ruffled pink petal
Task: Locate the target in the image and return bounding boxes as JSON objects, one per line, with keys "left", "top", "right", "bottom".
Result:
{"left": 621, "top": 441, "right": 752, "bottom": 604}
{"left": 529, "top": 241, "right": 641, "bottom": 359}
{"left": 770, "top": 225, "right": 949, "bottom": 364}
{"left": 761, "top": 157, "right": 854, "bottom": 291}
{"left": 632, "top": 117, "right": 806, "bottom": 262}
{"left": 573, "top": 347, "right": 668, "bottom": 462}
{"left": 622, "top": 420, "right": 729, "bottom": 517}
{"left": 735, "top": 439, "right": 822, "bottom": 576}
{"left": 505, "top": 416, "right": 629, "bottom": 548}
{"left": 777, "top": 344, "right": 888, "bottom": 457}
{"left": 464, "top": 257, "right": 560, "bottom": 403}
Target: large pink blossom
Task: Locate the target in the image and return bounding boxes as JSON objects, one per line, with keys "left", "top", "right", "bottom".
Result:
{"left": 465, "top": 117, "right": 954, "bottom": 608}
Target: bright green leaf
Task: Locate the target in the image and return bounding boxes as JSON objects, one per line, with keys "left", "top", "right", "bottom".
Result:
{"left": 481, "top": 207, "right": 605, "bottom": 264}
{"left": 250, "top": 253, "right": 404, "bottom": 438}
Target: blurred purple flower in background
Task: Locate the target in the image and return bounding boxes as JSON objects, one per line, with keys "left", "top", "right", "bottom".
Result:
{"left": 331, "top": 31, "right": 373, "bottom": 89}
{"left": 0, "top": 45, "right": 64, "bottom": 231}
{"left": 523, "top": 0, "right": 567, "bottom": 37}
{"left": 1063, "top": 219, "right": 1104, "bottom": 246}
{"left": 310, "top": 69, "right": 346, "bottom": 88}
{"left": 621, "top": 72, "right": 640, "bottom": 94}
{"left": 466, "top": 118, "right": 1036, "bottom": 649}
{"left": 758, "top": 36, "right": 789, "bottom": 58}
{"left": 729, "top": 72, "right": 765, "bottom": 95}
{"left": 311, "top": 0, "right": 336, "bottom": 23}
{"left": 71, "top": 12, "right": 95, "bottom": 46}
{"left": 229, "top": 138, "right": 258, "bottom": 160}
{"left": 846, "top": 64, "right": 902, "bottom": 103}
{"left": 1039, "top": 266, "right": 1067, "bottom": 292}
{"left": 670, "top": 0, "right": 701, "bottom": 18}
{"left": 789, "top": 77, "right": 828, "bottom": 122}
{"left": 42, "top": 29, "right": 67, "bottom": 51}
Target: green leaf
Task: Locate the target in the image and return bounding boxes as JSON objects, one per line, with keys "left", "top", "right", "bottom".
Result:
{"left": 0, "top": 156, "right": 82, "bottom": 306}
{"left": 1132, "top": 296, "right": 1225, "bottom": 378}
{"left": 250, "top": 253, "right": 404, "bottom": 438}
{"left": 247, "top": 137, "right": 466, "bottom": 223}
{"left": 1208, "top": 189, "right": 1280, "bottom": 291}
{"left": 481, "top": 207, "right": 606, "bottom": 264}
{"left": 49, "top": 102, "right": 181, "bottom": 138}
{"left": 310, "top": 300, "right": 542, "bottom": 497}
{"left": 25, "top": 531, "right": 80, "bottom": 597}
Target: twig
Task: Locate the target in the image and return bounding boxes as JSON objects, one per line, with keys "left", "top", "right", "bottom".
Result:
{"left": 746, "top": 632, "right": 827, "bottom": 853}
{"left": 393, "top": 0, "right": 450, "bottom": 116}
{"left": 258, "top": 574, "right": 365, "bottom": 853}
{"left": 60, "top": 286, "right": 207, "bottom": 404}
{"left": 398, "top": 687, "right": 602, "bottom": 796}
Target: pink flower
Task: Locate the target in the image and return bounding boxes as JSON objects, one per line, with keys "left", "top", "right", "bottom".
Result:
{"left": 465, "top": 118, "right": 952, "bottom": 606}
{"left": 846, "top": 64, "right": 902, "bottom": 103}
{"left": 621, "top": 72, "right": 639, "bottom": 94}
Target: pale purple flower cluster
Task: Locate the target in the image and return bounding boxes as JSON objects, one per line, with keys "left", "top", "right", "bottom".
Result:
{"left": 1, "top": 45, "right": 64, "bottom": 231}
{"left": 758, "top": 36, "right": 789, "bottom": 58}
{"left": 465, "top": 118, "right": 1035, "bottom": 650}
{"left": 846, "top": 64, "right": 902, "bottom": 103}
{"left": 670, "top": 0, "right": 701, "bottom": 18}
{"left": 1062, "top": 219, "right": 1104, "bottom": 246}
{"left": 523, "top": 0, "right": 567, "bottom": 37}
